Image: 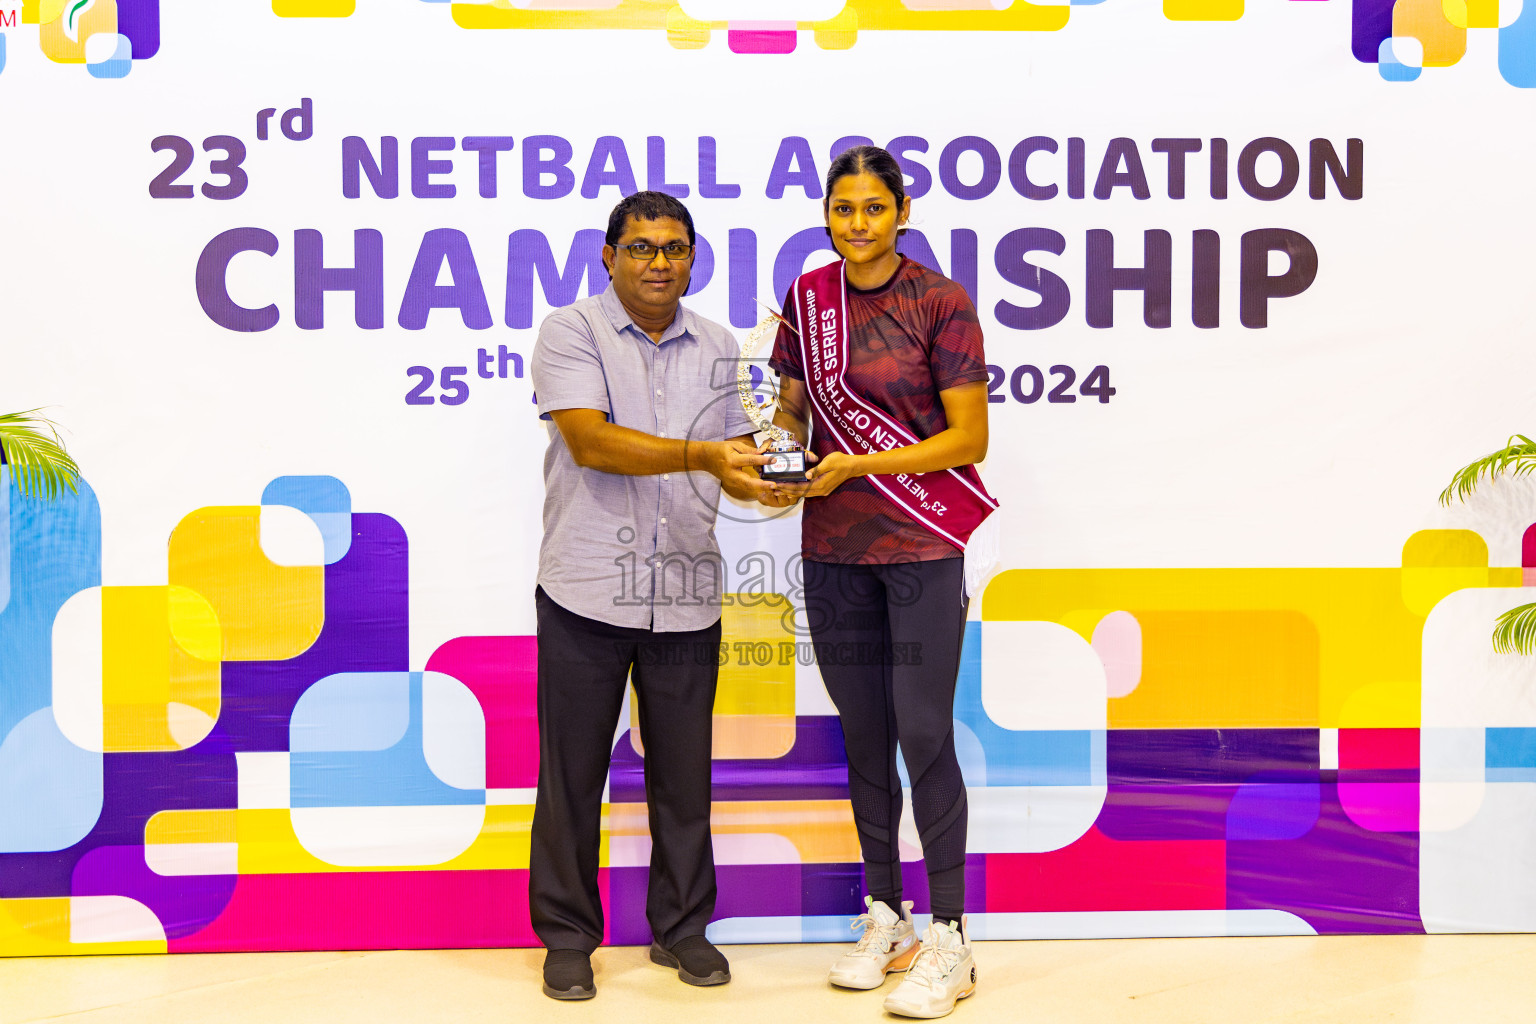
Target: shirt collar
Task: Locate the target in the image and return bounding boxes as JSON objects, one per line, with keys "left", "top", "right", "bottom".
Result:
{"left": 598, "top": 283, "right": 696, "bottom": 345}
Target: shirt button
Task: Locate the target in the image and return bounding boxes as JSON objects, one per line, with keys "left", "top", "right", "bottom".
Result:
{"left": 660, "top": 517, "right": 667, "bottom": 525}
{"left": 662, "top": 474, "right": 670, "bottom": 481}
{"left": 656, "top": 389, "right": 663, "bottom": 396}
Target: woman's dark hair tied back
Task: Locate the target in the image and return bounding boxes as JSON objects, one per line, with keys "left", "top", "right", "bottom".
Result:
{"left": 824, "top": 145, "right": 907, "bottom": 211}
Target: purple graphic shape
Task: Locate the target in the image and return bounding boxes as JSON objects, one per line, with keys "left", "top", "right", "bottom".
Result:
{"left": 716, "top": 864, "right": 805, "bottom": 920}
{"left": 606, "top": 865, "right": 652, "bottom": 945}
{"left": 609, "top": 715, "right": 851, "bottom": 803}
{"left": 802, "top": 860, "right": 866, "bottom": 918}
{"left": 116, "top": 0, "right": 160, "bottom": 59}
{"left": 72, "top": 845, "right": 236, "bottom": 940}
{"left": 897, "top": 854, "right": 988, "bottom": 920}
{"left": 1097, "top": 729, "right": 1319, "bottom": 840}
{"left": 606, "top": 853, "right": 988, "bottom": 935}
{"left": 0, "top": 728, "right": 236, "bottom": 899}
{"left": 220, "top": 514, "right": 409, "bottom": 752}
{"left": 1352, "top": 0, "right": 1395, "bottom": 62}
{"left": 1098, "top": 784, "right": 1240, "bottom": 841}
{"left": 1226, "top": 773, "right": 1321, "bottom": 840}
{"left": 1227, "top": 777, "right": 1421, "bottom": 934}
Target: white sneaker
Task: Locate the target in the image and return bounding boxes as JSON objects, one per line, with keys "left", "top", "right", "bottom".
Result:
{"left": 882, "top": 917, "right": 976, "bottom": 1018}
{"left": 827, "top": 897, "right": 918, "bottom": 989}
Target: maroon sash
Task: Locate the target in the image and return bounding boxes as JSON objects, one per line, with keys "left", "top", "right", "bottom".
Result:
{"left": 792, "top": 260, "right": 998, "bottom": 550}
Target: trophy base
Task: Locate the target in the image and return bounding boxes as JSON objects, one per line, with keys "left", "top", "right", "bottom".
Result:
{"left": 761, "top": 445, "right": 808, "bottom": 483}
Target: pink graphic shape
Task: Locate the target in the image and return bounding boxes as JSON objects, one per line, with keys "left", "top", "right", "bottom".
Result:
{"left": 168, "top": 870, "right": 535, "bottom": 951}
{"left": 728, "top": 21, "right": 797, "bottom": 53}
{"left": 1337, "top": 782, "right": 1418, "bottom": 833}
{"left": 425, "top": 636, "right": 538, "bottom": 790}
{"left": 1091, "top": 610, "right": 1143, "bottom": 698}
{"left": 1340, "top": 728, "right": 1418, "bottom": 770}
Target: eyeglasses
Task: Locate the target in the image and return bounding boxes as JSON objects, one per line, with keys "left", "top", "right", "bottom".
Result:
{"left": 614, "top": 242, "right": 694, "bottom": 261}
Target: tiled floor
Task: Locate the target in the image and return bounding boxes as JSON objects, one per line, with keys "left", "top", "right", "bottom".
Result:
{"left": 5, "top": 934, "right": 1536, "bottom": 1024}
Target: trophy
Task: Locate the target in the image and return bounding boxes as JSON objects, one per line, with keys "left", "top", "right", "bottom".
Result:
{"left": 737, "top": 311, "right": 808, "bottom": 482}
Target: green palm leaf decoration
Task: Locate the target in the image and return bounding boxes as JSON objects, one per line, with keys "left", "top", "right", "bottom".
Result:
{"left": 1439, "top": 434, "right": 1536, "bottom": 506}
{"left": 1439, "top": 434, "right": 1536, "bottom": 655}
{"left": 1493, "top": 602, "right": 1536, "bottom": 656}
{"left": 0, "top": 410, "right": 82, "bottom": 500}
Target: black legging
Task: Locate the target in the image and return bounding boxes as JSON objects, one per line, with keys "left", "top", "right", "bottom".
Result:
{"left": 804, "top": 557, "right": 970, "bottom": 924}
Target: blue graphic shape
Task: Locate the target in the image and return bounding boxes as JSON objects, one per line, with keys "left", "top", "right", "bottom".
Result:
{"left": 0, "top": 468, "right": 10, "bottom": 612}
{"left": 953, "top": 621, "right": 1103, "bottom": 786}
{"left": 0, "top": 477, "right": 102, "bottom": 740}
{"left": 1499, "top": 0, "right": 1536, "bottom": 87}
{"left": 1377, "top": 38, "right": 1422, "bottom": 81}
{"left": 1, "top": 34, "right": 7, "bottom": 76}
{"left": 0, "top": 728, "right": 236, "bottom": 898}
{"left": 290, "top": 672, "right": 484, "bottom": 808}
{"left": 1226, "top": 772, "right": 1321, "bottom": 840}
{"left": 262, "top": 475, "right": 353, "bottom": 564}
{"left": 0, "top": 709, "right": 104, "bottom": 853}
{"left": 86, "top": 33, "right": 133, "bottom": 79}
{"left": 1485, "top": 727, "right": 1536, "bottom": 781}
{"left": 896, "top": 720, "right": 988, "bottom": 790}
{"left": 292, "top": 671, "right": 411, "bottom": 752}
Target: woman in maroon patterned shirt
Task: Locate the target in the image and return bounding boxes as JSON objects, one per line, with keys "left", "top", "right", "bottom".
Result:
{"left": 766, "top": 145, "right": 994, "bottom": 1019}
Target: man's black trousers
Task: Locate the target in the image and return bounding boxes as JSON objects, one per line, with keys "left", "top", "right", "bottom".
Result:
{"left": 528, "top": 587, "right": 721, "bottom": 952}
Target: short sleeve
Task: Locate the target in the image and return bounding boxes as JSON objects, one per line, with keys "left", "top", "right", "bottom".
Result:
{"left": 928, "top": 284, "right": 988, "bottom": 392}
{"left": 767, "top": 297, "right": 804, "bottom": 382}
{"left": 531, "top": 307, "right": 611, "bottom": 420}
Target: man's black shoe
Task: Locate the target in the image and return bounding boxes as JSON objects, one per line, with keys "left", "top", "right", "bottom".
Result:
{"left": 649, "top": 935, "right": 731, "bottom": 986}
{"left": 542, "top": 948, "right": 596, "bottom": 1000}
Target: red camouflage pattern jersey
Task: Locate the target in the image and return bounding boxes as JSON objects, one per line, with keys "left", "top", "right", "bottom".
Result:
{"left": 769, "top": 256, "right": 989, "bottom": 565}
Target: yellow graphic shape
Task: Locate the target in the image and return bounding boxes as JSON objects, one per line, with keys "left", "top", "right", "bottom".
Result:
{"left": 1119, "top": 609, "right": 1320, "bottom": 728}
{"left": 813, "top": 5, "right": 858, "bottom": 48}
{"left": 1165, "top": 0, "right": 1243, "bottom": 20}
{"left": 849, "top": 0, "right": 1067, "bottom": 30}
{"left": 451, "top": 0, "right": 1068, "bottom": 41}
{"left": 272, "top": 0, "right": 356, "bottom": 17}
{"left": 666, "top": 3, "right": 710, "bottom": 46}
{"left": 0, "top": 899, "right": 165, "bottom": 956}
{"left": 148, "top": 806, "right": 539, "bottom": 873}
{"left": 627, "top": 595, "right": 797, "bottom": 760}
{"left": 1338, "top": 679, "right": 1419, "bottom": 729}
{"left": 23, "top": 0, "right": 40, "bottom": 24}
{"left": 983, "top": 535, "right": 1522, "bottom": 730}
{"left": 607, "top": 799, "right": 860, "bottom": 863}
{"left": 1395, "top": 0, "right": 1466, "bottom": 65}
{"left": 1442, "top": 0, "right": 1500, "bottom": 28}
{"left": 1401, "top": 529, "right": 1489, "bottom": 617}
{"left": 102, "top": 586, "right": 222, "bottom": 752}
{"left": 39, "top": 0, "right": 117, "bottom": 64}
{"left": 168, "top": 507, "right": 324, "bottom": 662}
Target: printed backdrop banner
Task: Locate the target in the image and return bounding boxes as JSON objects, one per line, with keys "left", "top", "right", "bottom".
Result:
{"left": 2, "top": 0, "right": 1536, "bottom": 955}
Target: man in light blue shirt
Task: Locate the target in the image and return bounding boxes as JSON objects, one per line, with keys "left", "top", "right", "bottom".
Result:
{"left": 528, "top": 191, "right": 775, "bottom": 1001}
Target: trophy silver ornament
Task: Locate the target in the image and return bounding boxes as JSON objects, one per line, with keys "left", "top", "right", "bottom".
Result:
{"left": 737, "top": 311, "right": 808, "bottom": 482}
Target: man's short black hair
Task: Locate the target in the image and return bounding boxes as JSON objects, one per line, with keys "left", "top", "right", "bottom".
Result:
{"left": 605, "top": 191, "right": 696, "bottom": 246}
